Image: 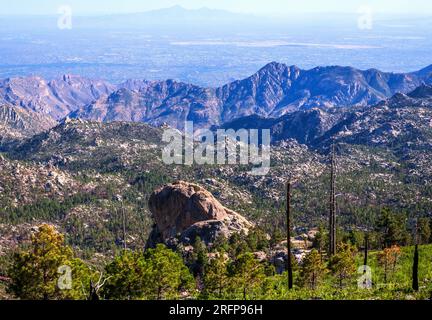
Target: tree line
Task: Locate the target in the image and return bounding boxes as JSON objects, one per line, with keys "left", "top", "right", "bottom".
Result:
{"left": 2, "top": 215, "right": 432, "bottom": 300}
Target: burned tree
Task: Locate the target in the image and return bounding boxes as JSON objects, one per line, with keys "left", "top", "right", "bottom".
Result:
{"left": 286, "top": 182, "right": 293, "bottom": 290}
{"left": 412, "top": 220, "right": 420, "bottom": 292}
{"left": 88, "top": 273, "right": 111, "bottom": 301}
{"left": 412, "top": 244, "right": 419, "bottom": 292}
{"left": 329, "top": 144, "right": 337, "bottom": 257}
{"left": 363, "top": 232, "right": 369, "bottom": 267}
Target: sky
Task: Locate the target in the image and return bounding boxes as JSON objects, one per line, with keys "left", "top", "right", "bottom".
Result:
{"left": 1, "top": 0, "right": 432, "bottom": 17}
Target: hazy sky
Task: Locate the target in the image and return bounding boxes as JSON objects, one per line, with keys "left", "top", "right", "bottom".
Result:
{"left": 1, "top": 0, "right": 432, "bottom": 16}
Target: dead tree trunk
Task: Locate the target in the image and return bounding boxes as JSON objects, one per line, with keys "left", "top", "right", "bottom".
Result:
{"left": 89, "top": 280, "right": 100, "bottom": 301}
{"left": 286, "top": 182, "right": 293, "bottom": 290}
{"left": 329, "top": 144, "right": 337, "bottom": 257}
{"left": 122, "top": 201, "right": 127, "bottom": 251}
{"left": 412, "top": 221, "right": 419, "bottom": 291}
{"left": 363, "top": 233, "right": 369, "bottom": 267}
{"left": 412, "top": 244, "right": 419, "bottom": 291}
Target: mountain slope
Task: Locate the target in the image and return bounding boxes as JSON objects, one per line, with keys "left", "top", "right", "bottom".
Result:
{"left": 220, "top": 84, "right": 432, "bottom": 159}
{"left": 316, "top": 84, "right": 432, "bottom": 148}
{"left": 70, "top": 62, "right": 431, "bottom": 129}
{"left": 4, "top": 87, "right": 432, "bottom": 256}
{"left": 70, "top": 81, "right": 221, "bottom": 130}
{"left": 0, "top": 75, "right": 115, "bottom": 120}
{"left": 221, "top": 107, "right": 345, "bottom": 145}
{"left": 9, "top": 118, "right": 164, "bottom": 171}
{"left": 0, "top": 104, "right": 57, "bottom": 144}
{"left": 1, "top": 62, "right": 430, "bottom": 130}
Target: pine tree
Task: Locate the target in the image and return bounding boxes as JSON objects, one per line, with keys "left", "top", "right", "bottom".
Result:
{"left": 144, "top": 244, "right": 194, "bottom": 300}
{"left": 329, "top": 243, "right": 357, "bottom": 289}
{"left": 103, "top": 251, "right": 147, "bottom": 300}
{"left": 229, "top": 253, "right": 265, "bottom": 300}
{"left": 104, "top": 244, "right": 194, "bottom": 300}
{"left": 212, "top": 235, "right": 229, "bottom": 253}
{"left": 312, "top": 225, "right": 328, "bottom": 261}
{"left": 269, "top": 228, "right": 284, "bottom": 250}
{"left": 246, "top": 228, "right": 270, "bottom": 252}
{"left": 418, "top": 218, "right": 431, "bottom": 245}
{"left": 228, "top": 233, "right": 249, "bottom": 258}
{"left": 376, "top": 209, "right": 409, "bottom": 248}
{"left": 7, "top": 224, "right": 92, "bottom": 300}
{"left": 299, "top": 249, "right": 327, "bottom": 290}
{"left": 203, "top": 253, "right": 229, "bottom": 298}
{"left": 191, "top": 237, "right": 208, "bottom": 277}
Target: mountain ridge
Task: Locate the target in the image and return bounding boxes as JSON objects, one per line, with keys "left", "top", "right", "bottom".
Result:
{"left": 72, "top": 62, "right": 432, "bottom": 129}
{"left": 1, "top": 62, "right": 431, "bottom": 131}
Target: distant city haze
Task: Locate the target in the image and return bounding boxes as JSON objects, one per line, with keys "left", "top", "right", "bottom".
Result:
{"left": 1, "top": 0, "right": 432, "bottom": 16}
{"left": 0, "top": 2, "right": 430, "bottom": 87}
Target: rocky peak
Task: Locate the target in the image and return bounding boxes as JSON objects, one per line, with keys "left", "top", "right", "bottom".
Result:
{"left": 257, "top": 62, "right": 300, "bottom": 78}
{"left": 375, "top": 84, "right": 432, "bottom": 109}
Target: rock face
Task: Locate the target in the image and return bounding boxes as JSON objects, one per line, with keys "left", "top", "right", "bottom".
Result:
{"left": 147, "top": 181, "right": 253, "bottom": 247}
{"left": 70, "top": 81, "right": 222, "bottom": 131}
{"left": 0, "top": 75, "right": 115, "bottom": 120}
{"left": 0, "top": 104, "right": 57, "bottom": 145}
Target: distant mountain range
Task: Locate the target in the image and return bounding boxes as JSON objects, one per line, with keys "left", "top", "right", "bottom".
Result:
{"left": 0, "top": 62, "right": 431, "bottom": 133}
{"left": 89, "top": 5, "right": 255, "bottom": 25}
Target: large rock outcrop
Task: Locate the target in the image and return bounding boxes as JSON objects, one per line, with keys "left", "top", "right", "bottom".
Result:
{"left": 147, "top": 181, "right": 253, "bottom": 247}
